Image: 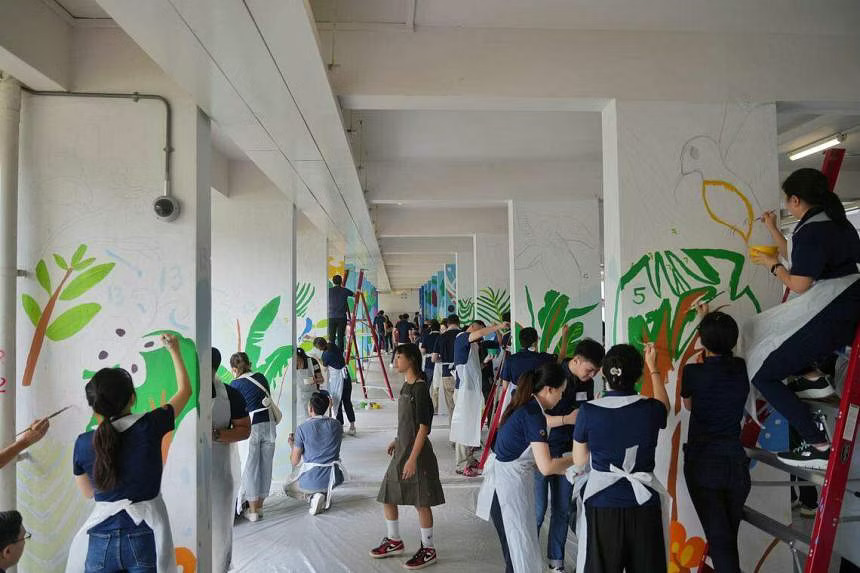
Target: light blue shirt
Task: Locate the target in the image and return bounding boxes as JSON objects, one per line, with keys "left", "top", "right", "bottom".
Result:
{"left": 295, "top": 416, "right": 344, "bottom": 491}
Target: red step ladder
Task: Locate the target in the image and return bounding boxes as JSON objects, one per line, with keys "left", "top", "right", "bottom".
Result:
{"left": 343, "top": 269, "right": 394, "bottom": 400}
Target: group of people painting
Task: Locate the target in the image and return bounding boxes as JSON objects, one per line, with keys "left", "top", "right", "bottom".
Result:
{"left": 1, "top": 166, "right": 858, "bottom": 572}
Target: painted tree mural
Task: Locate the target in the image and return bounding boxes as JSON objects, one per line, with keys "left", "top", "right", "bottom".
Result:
{"left": 21, "top": 244, "right": 115, "bottom": 386}
{"left": 520, "top": 286, "right": 597, "bottom": 355}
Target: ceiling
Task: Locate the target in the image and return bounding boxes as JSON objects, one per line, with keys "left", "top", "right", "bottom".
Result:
{"left": 776, "top": 104, "right": 860, "bottom": 175}
{"left": 49, "top": 0, "right": 110, "bottom": 19}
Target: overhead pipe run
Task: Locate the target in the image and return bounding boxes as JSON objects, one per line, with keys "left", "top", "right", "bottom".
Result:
{"left": 20, "top": 87, "right": 179, "bottom": 221}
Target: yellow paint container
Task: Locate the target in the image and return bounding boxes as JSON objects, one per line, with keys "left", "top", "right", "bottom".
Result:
{"left": 749, "top": 245, "right": 779, "bottom": 258}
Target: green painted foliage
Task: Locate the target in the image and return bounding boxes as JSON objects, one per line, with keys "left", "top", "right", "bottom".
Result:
{"left": 53, "top": 254, "right": 68, "bottom": 270}
{"left": 296, "top": 283, "right": 315, "bottom": 317}
{"left": 523, "top": 285, "right": 598, "bottom": 354}
{"left": 458, "top": 297, "right": 475, "bottom": 321}
{"left": 245, "top": 296, "right": 281, "bottom": 368}
{"left": 476, "top": 287, "right": 510, "bottom": 324}
{"left": 59, "top": 263, "right": 115, "bottom": 301}
{"left": 35, "top": 260, "right": 51, "bottom": 294}
{"left": 21, "top": 294, "right": 42, "bottom": 327}
{"left": 71, "top": 244, "right": 87, "bottom": 266}
{"left": 46, "top": 303, "right": 101, "bottom": 341}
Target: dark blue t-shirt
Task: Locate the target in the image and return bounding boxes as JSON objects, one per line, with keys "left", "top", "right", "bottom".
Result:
{"left": 420, "top": 331, "right": 441, "bottom": 372}
{"left": 791, "top": 211, "right": 860, "bottom": 280}
{"left": 573, "top": 392, "right": 667, "bottom": 507}
{"left": 544, "top": 360, "right": 594, "bottom": 456}
{"left": 321, "top": 343, "right": 346, "bottom": 370}
{"left": 453, "top": 331, "right": 472, "bottom": 366}
{"left": 327, "top": 286, "right": 354, "bottom": 319}
{"left": 501, "top": 350, "right": 555, "bottom": 386}
{"left": 374, "top": 314, "right": 386, "bottom": 330}
{"left": 681, "top": 355, "right": 748, "bottom": 459}
{"left": 73, "top": 406, "right": 175, "bottom": 531}
{"left": 494, "top": 399, "right": 548, "bottom": 462}
{"left": 433, "top": 328, "right": 461, "bottom": 376}
{"left": 230, "top": 372, "right": 271, "bottom": 424}
{"left": 395, "top": 320, "right": 412, "bottom": 344}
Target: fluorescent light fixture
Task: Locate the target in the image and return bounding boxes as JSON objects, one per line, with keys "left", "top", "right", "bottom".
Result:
{"left": 788, "top": 134, "right": 844, "bottom": 161}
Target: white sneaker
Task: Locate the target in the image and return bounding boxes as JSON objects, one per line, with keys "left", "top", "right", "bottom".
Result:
{"left": 309, "top": 493, "right": 326, "bottom": 516}
{"left": 242, "top": 509, "right": 260, "bottom": 522}
{"left": 347, "top": 425, "right": 356, "bottom": 436}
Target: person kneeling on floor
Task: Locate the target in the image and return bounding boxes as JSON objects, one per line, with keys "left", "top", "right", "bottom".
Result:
{"left": 285, "top": 392, "right": 346, "bottom": 515}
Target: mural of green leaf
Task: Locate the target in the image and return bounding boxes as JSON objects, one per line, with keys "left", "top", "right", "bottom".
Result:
{"left": 524, "top": 285, "right": 598, "bottom": 354}
{"left": 457, "top": 297, "right": 475, "bottom": 322}
{"left": 476, "top": 287, "right": 510, "bottom": 324}
{"left": 245, "top": 296, "right": 280, "bottom": 368}
{"left": 45, "top": 303, "right": 101, "bottom": 341}
{"left": 71, "top": 244, "right": 87, "bottom": 266}
{"left": 260, "top": 345, "right": 294, "bottom": 389}
{"left": 21, "top": 294, "right": 42, "bottom": 327}
{"left": 59, "top": 263, "right": 115, "bottom": 301}
{"left": 296, "top": 282, "right": 315, "bottom": 317}
{"left": 21, "top": 244, "right": 115, "bottom": 386}
{"left": 35, "top": 260, "right": 51, "bottom": 294}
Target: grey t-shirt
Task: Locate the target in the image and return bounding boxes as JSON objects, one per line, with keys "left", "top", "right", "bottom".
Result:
{"left": 295, "top": 416, "right": 344, "bottom": 491}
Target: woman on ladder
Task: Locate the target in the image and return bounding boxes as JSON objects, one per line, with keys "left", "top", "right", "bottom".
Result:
{"left": 746, "top": 167, "right": 860, "bottom": 469}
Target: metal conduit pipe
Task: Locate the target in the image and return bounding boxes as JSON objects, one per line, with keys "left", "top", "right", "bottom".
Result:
{"left": 20, "top": 87, "right": 174, "bottom": 198}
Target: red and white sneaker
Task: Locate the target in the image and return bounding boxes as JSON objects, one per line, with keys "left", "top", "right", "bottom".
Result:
{"left": 370, "top": 537, "right": 405, "bottom": 559}
{"left": 462, "top": 465, "right": 481, "bottom": 477}
{"left": 404, "top": 545, "right": 437, "bottom": 570}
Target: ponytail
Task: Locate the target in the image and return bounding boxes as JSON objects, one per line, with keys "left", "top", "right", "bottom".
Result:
{"left": 500, "top": 362, "right": 566, "bottom": 426}
{"left": 782, "top": 168, "right": 850, "bottom": 227}
{"left": 87, "top": 368, "right": 135, "bottom": 491}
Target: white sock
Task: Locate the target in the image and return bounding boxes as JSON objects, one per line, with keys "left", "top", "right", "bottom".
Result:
{"left": 420, "top": 527, "right": 434, "bottom": 548}
{"left": 386, "top": 519, "right": 401, "bottom": 540}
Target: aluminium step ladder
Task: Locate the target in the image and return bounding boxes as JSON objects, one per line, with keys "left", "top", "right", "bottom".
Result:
{"left": 741, "top": 323, "right": 860, "bottom": 572}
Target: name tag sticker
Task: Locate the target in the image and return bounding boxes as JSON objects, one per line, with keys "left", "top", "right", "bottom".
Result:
{"left": 576, "top": 392, "right": 588, "bottom": 402}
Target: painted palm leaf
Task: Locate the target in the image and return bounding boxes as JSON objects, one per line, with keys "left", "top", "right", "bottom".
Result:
{"left": 476, "top": 287, "right": 510, "bottom": 324}
{"left": 296, "top": 282, "right": 315, "bottom": 317}
{"left": 245, "top": 296, "right": 281, "bottom": 368}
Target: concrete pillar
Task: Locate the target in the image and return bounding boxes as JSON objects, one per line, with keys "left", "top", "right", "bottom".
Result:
{"left": 211, "top": 159, "right": 295, "bottom": 485}
{"left": 508, "top": 199, "right": 601, "bottom": 353}
{"left": 296, "top": 212, "right": 328, "bottom": 345}
{"left": 455, "top": 246, "right": 475, "bottom": 321}
{"left": 475, "top": 231, "right": 510, "bottom": 324}
{"left": 0, "top": 74, "right": 21, "bottom": 511}
{"left": 602, "top": 100, "right": 787, "bottom": 570}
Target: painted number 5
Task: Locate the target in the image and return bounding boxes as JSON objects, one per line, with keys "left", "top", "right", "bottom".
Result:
{"left": 632, "top": 287, "right": 647, "bottom": 305}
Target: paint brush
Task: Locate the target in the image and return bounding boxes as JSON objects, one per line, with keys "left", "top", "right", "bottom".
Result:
{"left": 15, "top": 405, "right": 72, "bottom": 437}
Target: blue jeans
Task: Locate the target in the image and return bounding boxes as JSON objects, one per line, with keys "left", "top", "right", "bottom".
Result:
{"left": 86, "top": 527, "right": 156, "bottom": 572}
{"left": 535, "top": 470, "right": 573, "bottom": 562}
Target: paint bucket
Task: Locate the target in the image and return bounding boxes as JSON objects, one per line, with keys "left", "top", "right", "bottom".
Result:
{"left": 749, "top": 245, "right": 779, "bottom": 258}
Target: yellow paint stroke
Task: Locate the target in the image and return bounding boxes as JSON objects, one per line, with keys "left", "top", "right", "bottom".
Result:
{"left": 701, "top": 179, "right": 754, "bottom": 244}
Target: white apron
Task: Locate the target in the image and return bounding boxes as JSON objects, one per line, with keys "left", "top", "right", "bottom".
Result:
{"left": 744, "top": 212, "right": 860, "bottom": 381}
{"left": 285, "top": 457, "right": 349, "bottom": 510}
{"left": 327, "top": 366, "right": 348, "bottom": 415}
{"left": 66, "top": 414, "right": 177, "bottom": 573}
{"left": 431, "top": 362, "right": 443, "bottom": 392}
{"left": 296, "top": 364, "right": 322, "bottom": 427}
{"left": 451, "top": 333, "right": 484, "bottom": 447}
{"left": 212, "top": 379, "right": 240, "bottom": 573}
{"left": 568, "top": 395, "right": 670, "bottom": 573}
{"left": 235, "top": 374, "right": 277, "bottom": 512}
{"left": 476, "top": 448, "right": 543, "bottom": 573}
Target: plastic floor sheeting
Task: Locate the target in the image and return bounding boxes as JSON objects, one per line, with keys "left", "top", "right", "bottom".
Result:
{"left": 231, "top": 365, "right": 578, "bottom": 572}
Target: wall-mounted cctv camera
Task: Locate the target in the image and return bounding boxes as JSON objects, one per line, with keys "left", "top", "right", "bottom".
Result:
{"left": 153, "top": 195, "right": 180, "bottom": 222}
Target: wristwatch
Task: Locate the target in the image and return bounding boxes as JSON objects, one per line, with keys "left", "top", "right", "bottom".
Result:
{"left": 770, "top": 263, "right": 783, "bottom": 275}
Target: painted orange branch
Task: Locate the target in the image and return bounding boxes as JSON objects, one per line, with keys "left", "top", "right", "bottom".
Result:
{"left": 21, "top": 267, "right": 74, "bottom": 386}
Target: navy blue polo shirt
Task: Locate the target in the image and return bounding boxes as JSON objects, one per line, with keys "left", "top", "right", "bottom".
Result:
{"left": 494, "top": 398, "right": 548, "bottom": 462}
{"left": 453, "top": 331, "right": 472, "bottom": 366}
{"left": 373, "top": 314, "right": 386, "bottom": 331}
{"left": 681, "top": 355, "right": 748, "bottom": 459}
{"left": 543, "top": 359, "right": 594, "bottom": 456}
{"left": 321, "top": 343, "right": 346, "bottom": 369}
{"left": 791, "top": 211, "right": 860, "bottom": 280}
{"left": 396, "top": 320, "right": 412, "bottom": 344}
{"left": 573, "top": 392, "right": 667, "bottom": 507}
{"left": 73, "top": 406, "right": 175, "bottom": 532}
{"left": 211, "top": 382, "right": 249, "bottom": 420}
{"left": 327, "top": 286, "right": 354, "bottom": 319}
{"left": 420, "top": 331, "right": 441, "bottom": 372}
{"left": 501, "top": 349, "right": 555, "bottom": 386}
{"left": 433, "top": 328, "right": 461, "bottom": 376}
{"left": 231, "top": 372, "right": 271, "bottom": 424}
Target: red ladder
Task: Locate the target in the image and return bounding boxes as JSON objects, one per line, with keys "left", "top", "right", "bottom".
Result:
{"left": 343, "top": 269, "right": 394, "bottom": 400}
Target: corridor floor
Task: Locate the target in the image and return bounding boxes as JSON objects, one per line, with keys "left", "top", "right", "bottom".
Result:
{"left": 230, "top": 356, "right": 579, "bottom": 572}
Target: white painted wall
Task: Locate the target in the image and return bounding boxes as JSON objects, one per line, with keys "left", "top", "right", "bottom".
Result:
{"left": 297, "top": 210, "right": 328, "bottom": 338}
{"left": 603, "top": 100, "right": 789, "bottom": 572}
{"left": 15, "top": 24, "right": 209, "bottom": 570}
{"left": 378, "top": 290, "right": 420, "bottom": 317}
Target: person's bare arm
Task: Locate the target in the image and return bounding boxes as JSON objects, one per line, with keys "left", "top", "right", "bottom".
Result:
{"left": 402, "top": 424, "right": 430, "bottom": 479}
{"left": 573, "top": 440, "right": 590, "bottom": 467}
{"left": 532, "top": 442, "right": 574, "bottom": 476}
{"left": 290, "top": 446, "right": 303, "bottom": 467}
{"left": 75, "top": 474, "right": 95, "bottom": 498}
{"left": 644, "top": 343, "right": 670, "bottom": 411}
{"left": 215, "top": 416, "right": 251, "bottom": 443}
{"left": 469, "top": 322, "right": 510, "bottom": 343}
{"left": 0, "top": 418, "right": 48, "bottom": 469}
{"left": 163, "top": 334, "right": 192, "bottom": 416}
{"left": 760, "top": 211, "right": 788, "bottom": 258}
{"left": 545, "top": 410, "right": 579, "bottom": 429}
